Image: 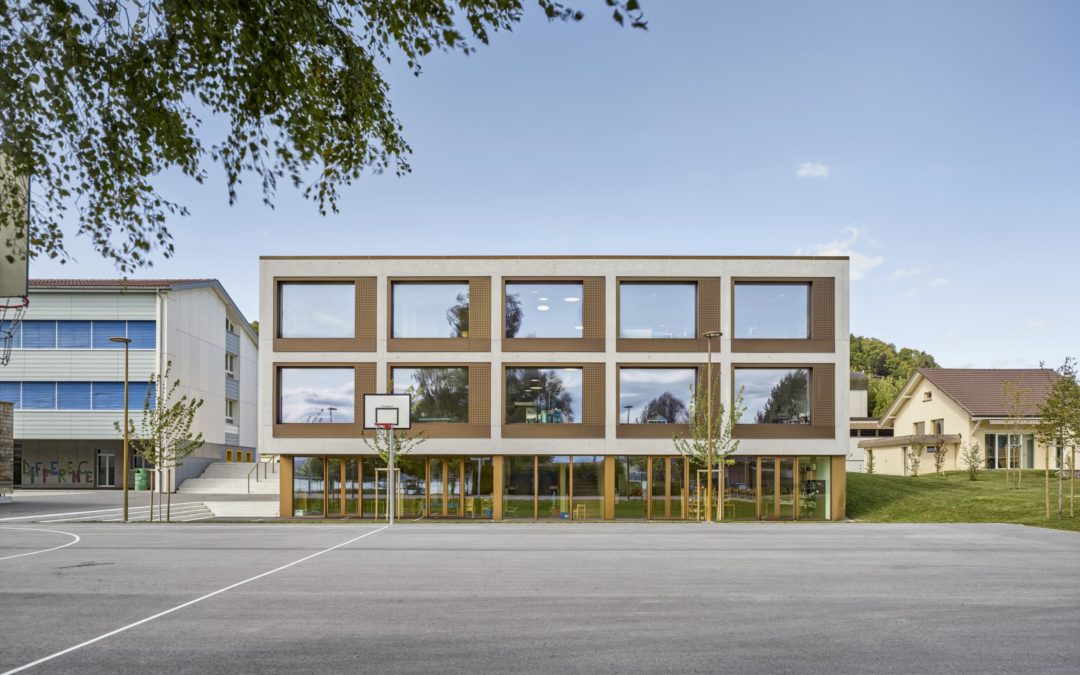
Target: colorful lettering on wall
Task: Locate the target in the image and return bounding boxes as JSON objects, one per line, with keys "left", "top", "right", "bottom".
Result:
{"left": 21, "top": 458, "right": 95, "bottom": 485}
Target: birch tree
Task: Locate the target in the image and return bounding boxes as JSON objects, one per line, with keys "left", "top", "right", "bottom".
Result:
{"left": 1001, "top": 379, "right": 1033, "bottom": 488}
{"left": 1035, "top": 359, "right": 1080, "bottom": 518}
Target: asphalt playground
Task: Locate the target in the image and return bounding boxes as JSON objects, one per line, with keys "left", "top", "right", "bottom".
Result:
{"left": 1, "top": 521, "right": 1078, "bottom": 674}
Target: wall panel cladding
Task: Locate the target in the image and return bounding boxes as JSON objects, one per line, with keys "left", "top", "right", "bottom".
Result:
{"left": 582, "top": 277, "right": 605, "bottom": 342}
{"left": 468, "top": 363, "right": 491, "bottom": 427}
{"left": 357, "top": 277, "right": 377, "bottom": 349}
{"left": 468, "top": 277, "right": 491, "bottom": 343}
{"left": 810, "top": 277, "right": 835, "bottom": 343}
{"left": 697, "top": 277, "right": 722, "bottom": 338}
{"left": 582, "top": 363, "right": 606, "bottom": 427}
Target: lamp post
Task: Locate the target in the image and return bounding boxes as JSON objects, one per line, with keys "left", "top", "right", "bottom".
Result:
{"left": 703, "top": 330, "right": 722, "bottom": 523}
{"left": 327, "top": 406, "right": 337, "bottom": 424}
{"left": 623, "top": 404, "right": 633, "bottom": 424}
{"left": 110, "top": 336, "right": 132, "bottom": 522}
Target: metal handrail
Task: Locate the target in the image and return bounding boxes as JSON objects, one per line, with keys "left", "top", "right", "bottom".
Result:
{"left": 247, "top": 456, "right": 278, "bottom": 494}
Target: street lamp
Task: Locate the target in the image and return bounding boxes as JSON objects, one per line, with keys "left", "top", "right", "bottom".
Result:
{"left": 623, "top": 404, "right": 633, "bottom": 424}
{"left": 327, "top": 406, "right": 338, "bottom": 424}
{"left": 703, "top": 330, "right": 722, "bottom": 523}
{"left": 110, "top": 336, "right": 132, "bottom": 522}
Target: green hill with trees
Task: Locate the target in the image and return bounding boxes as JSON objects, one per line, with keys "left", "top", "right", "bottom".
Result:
{"left": 850, "top": 335, "right": 939, "bottom": 417}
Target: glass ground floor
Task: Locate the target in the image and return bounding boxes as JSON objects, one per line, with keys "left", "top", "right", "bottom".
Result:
{"left": 283, "top": 454, "right": 845, "bottom": 521}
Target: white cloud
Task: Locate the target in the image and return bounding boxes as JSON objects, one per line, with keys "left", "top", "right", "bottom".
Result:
{"left": 902, "top": 277, "right": 951, "bottom": 299}
{"left": 1025, "top": 319, "right": 1051, "bottom": 330}
{"left": 888, "top": 265, "right": 930, "bottom": 280}
{"left": 795, "top": 227, "right": 884, "bottom": 281}
{"left": 795, "top": 162, "right": 830, "bottom": 179}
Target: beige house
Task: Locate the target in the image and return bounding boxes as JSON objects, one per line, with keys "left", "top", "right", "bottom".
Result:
{"left": 859, "top": 369, "right": 1061, "bottom": 476}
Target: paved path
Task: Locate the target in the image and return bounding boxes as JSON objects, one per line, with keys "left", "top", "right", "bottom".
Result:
{"left": 0, "top": 523, "right": 1077, "bottom": 674}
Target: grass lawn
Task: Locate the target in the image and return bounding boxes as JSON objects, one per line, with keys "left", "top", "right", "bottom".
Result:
{"left": 848, "top": 470, "right": 1080, "bottom": 533}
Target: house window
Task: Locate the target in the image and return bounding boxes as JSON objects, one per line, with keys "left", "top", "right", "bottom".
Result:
{"left": 618, "top": 282, "right": 696, "bottom": 339}
{"left": 618, "top": 368, "right": 696, "bottom": 424}
{"left": 504, "top": 282, "right": 583, "bottom": 339}
{"left": 391, "top": 367, "right": 469, "bottom": 423}
{"left": 57, "top": 321, "right": 91, "bottom": 349}
{"left": 931, "top": 419, "right": 944, "bottom": 435}
{"left": 92, "top": 321, "right": 127, "bottom": 349}
{"left": 278, "top": 282, "right": 355, "bottom": 338}
{"left": 392, "top": 282, "right": 469, "bottom": 338}
{"left": 984, "top": 433, "right": 1033, "bottom": 470}
{"left": 225, "top": 399, "right": 236, "bottom": 425}
{"left": 914, "top": 421, "right": 926, "bottom": 435}
{"left": 58, "top": 382, "right": 92, "bottom": 410}
{"left": 22, "top": 321, "right": 57, "bottom": 349}
{"left": 226, "top": 317, "right": 236, "bottom": 333}
{"left": 225, "top": 353, "right": 236, "bottom": 376}
{"left": 733, "top": 283, "right": 809, "bottom": 339}
{"left": 505, "top": 367, "right": 582, "bottom": 424}
{"left": 734, "top": 368, "right": 810, "bottom": 425}
{"left": 277, "top": 367, "right": 354, "bottom": 424}
{"left": 923, "top": 391, "right": 933, "bottom": 401}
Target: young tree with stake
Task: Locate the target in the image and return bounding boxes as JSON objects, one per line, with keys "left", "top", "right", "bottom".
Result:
{"left": 1001, "top": 379, "right": 1033, "bottom": 488}
{"left": 1035, "top": 360, "right": 1079, "bottom": 519}
{"left": 115, "top": 362, "right": 204, "bottom": 522}
{"left": 960, "top": 440, "right": 982, "bottom": 481}
{"left": 672, "top": 381, "right": 745, "bottom": 522}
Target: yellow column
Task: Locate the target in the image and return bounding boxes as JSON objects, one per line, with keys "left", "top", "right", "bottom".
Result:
{"left": 604, "top": 456, "right": 616, "bottom": 520}
{"left": 492, "top": 455, "right": 504, "bottom": 521}
{"left": 279, "top": 456, "right": 293, "bottom": 518}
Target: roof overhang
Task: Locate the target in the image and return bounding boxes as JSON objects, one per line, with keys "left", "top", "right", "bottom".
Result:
{"left": 858, "top": 434, "right": 962, "bottom": 450}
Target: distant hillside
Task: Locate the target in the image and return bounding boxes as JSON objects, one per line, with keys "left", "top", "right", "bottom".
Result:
{"left": 850, "top": 335, "right": 939, "bottom": 417}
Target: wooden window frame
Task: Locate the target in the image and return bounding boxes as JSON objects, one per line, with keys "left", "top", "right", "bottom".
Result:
{"left": 387, "top": 277, "right": 491, "bottom": 352}
{"left": 730, "top": 277, "right": 835, "bottom": 353}
{"left": 387, "top": 363, "right": 491, "bottom": 438}
{"left": 501, "top": 277, "right": 604, "bottom": 352}
{"left": 501, "top": 364, "right": 605, "bottom": 439}
{"left": 272, "top": 362, "right": 375, "bottom": 438}
{"left": 732, "top": 364, "right": 836, "bottom": 439}
{"left": 615, "top": 277, "right": 722, "bottom": 353}
{"left": 273, "top": 277, "right": 376, "bottom": 352}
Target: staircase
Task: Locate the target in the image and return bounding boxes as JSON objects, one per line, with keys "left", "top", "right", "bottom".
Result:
{"left": 178, "top": 461, "right": 279, "bottom": 495}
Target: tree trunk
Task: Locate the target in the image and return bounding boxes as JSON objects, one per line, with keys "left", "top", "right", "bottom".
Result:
{"left": 1071, "top": 448, "right": 1075, "bottom": 518}
{"left": 1045, "top": 447, "right": 1050, "bottom": 519}
{"left": 167, "top": 466, "right": 172, "bottom": 523}
{"left": 1058, "top": 460, "right": 1063, "bottom": 517}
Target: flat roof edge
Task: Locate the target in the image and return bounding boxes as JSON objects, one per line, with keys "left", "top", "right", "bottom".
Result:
{"left": 259, "top": 255, "right": 851, "bottom": 261}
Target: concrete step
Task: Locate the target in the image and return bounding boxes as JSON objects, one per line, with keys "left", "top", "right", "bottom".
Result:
{"left": 204, "top": 501, "right": 279, "bottom": 518}
{"left": 177, "top": 461, "right": 280, "bottom": 495}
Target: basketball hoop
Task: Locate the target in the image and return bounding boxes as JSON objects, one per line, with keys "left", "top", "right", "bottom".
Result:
{"left": 0, "top": 295, "right": 28, "bottom": 366}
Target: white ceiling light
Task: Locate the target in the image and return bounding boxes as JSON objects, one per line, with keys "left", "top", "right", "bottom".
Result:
{"left": 539, "top": 297, "right": 549, "bottom": 301}
{"left": 537, "top": 305, "right": 550, "bottom": 311}
{"left": 563, "top": 297, "right": 580, "bottom": 302}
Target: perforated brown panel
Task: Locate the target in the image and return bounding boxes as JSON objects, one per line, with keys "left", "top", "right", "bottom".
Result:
{"left": 469, "top": 277, "right": 491, "bottom": 340}
{"left": 810, "top": 277, "right": 835, "bottom": 343}
{"left": 812, "top": 363, "right": 835, "bottom": 432}
{"left": 695, "top": 363, "right": 723, "bottom": 420}
{"left": 469, "top": 363, "right": 491, "bottom": 426}
{"left": 357, "top": 363, "right": 376, "bottom": 399}
{"left": 583, "top": 277, "right": 605, "bottom": 341}
{"left": 698, "top": 277, "right": 722, "bottom": 337}
{"left": 582, "top": 363, "right": 606, "bottom": 427}
{"left": 357, "top": 277, "right": 377, "bottom": 349}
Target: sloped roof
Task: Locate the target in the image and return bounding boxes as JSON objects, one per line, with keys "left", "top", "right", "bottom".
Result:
{"left": 917, "top": 368, "right": 1058, "bottom": 418}
{"left": 30, "top": 279, "right": 208, "bottom": 288}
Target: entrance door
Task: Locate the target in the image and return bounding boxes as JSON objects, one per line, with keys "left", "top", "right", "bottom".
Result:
{"left": 427, "top": 458, "right": 464, "bottom": 518}
{"left": 96, "top": 451, "right": 115, "bottom": 488}
{"left": 758, "top": 457, "right": 796, "bottom": 521}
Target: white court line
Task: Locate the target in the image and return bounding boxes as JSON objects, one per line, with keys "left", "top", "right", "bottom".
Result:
{"left": 2, "top": 525, "right": 388, "bottom": 675}
{"left": 0, "top": 506, "right": 155, "bottom": 522}
{"left": 0, "top": 527, "right": 81, "bottom": 562}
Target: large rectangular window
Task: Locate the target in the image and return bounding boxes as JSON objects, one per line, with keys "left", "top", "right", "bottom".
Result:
{"left": 278, "top": 367, "right": 355, "bottom": 424}
{"left": 126, "top": 321, "right": 156, "bottom": 349}
{"left": 391, "top": 366, "right": 468, "bottom": 423}
{"left": 392, "top": 282, "right": 469, "bottom": 338}
{"left": 618, "top": 368, "right": 695, "bottom": 424}
{"left": 0, "top": 381, "right": 20, "bottom": 408}
{"left": 797, "top": 456, "right": 831, "bottom": 521}
{"left": 503, "top": 456, "right": 535, "bottom": 519}
{"left": 572, "top": 456, "right": 605, "bottom": 520}
{"left": 618, "top": 282, "right": 696, "bottom": 339}
{"left": 733, "top": 283, "right": 810, "bottom": 339}
{"left": 279, "top": 282, "right": 355, "bottom": 338}
{"left": 22, "top": 321, "right": 57, "bottom": 349}
{"left": 614, "top": 456, "right": 648, "bottom": 519}
{"left": 735, "top": 368, "right": 810, "bottom": 425}
{"left": 293, "top": 457, "right": 326, "bottom": 517}
{"left": 58, "top": 382, "right": 92, "bottom": 410}
{"left": 504, "top": 282, "right": 583, "bottom": 338}
{"left": 505, "top": 367, "right": 582, "bottom": 424}
{"left": 21, "top": 382, "right": 56, "bottom": 409}
{"left": 92, "top": 321, "right": 126, "bottom": 349}
{"left": 725, "top": 456, "right": 758, "bottom": 520}
{"left": 57, "top": 321, "right": 91, "bottom": 349}
{"left": 537, "top": 455, "right": 570, "bottom": 520}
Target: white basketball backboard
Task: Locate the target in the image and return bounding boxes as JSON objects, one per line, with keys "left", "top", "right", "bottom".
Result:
{"left": 363, "top": 394, "right": 411, "bottom": 430}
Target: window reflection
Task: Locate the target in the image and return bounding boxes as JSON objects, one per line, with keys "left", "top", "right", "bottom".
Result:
{"left": 537, "top": 456, "right": 570, "bottom": 520}
{"left": 619, "top": 282, "right": 696, "bottom": 339}
{"left": 798, "top": 456, "right": 831, "bottom": 520}
{"left": 279, "top": 283, "right": 355, "bottom": 338}
{"left": 615, "top": 456, "right": 648, "bottom": 519}
{"left": 505, "top": 367, "right": 582, "bottom": 424}
{"left": 725, "top": 456, "right": 757, "bottom": 520}
{"left": 392, "top": 282, "right": 469, "bottom": 338}
{"left": 735, "top": 368, "right": 810, "bottom": 424}
{"left": 503, "top": 456, "right": 535, "bottom": 519}
{"left": 734, "top": 283, "right": 809, "bottom": 339}
{"left": 278, "top": 368, "right": 355, "bottom": 423}
{"left": 293, "top": 457, "right": 325, "bottom": 517}
{"left": 392, "top": 367, "right": 468, "bottom": 423}
{"left": 505, "top": 282, "right": 584, "bottom": 338}
{"left": 618, "top": 368, "right": 695, "bottom": 424}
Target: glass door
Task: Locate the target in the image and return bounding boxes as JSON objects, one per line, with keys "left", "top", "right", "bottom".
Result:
{"left": 758, "top": 457, "right": 796, "bottom": 521}
{"left": 96, "top": 451, "right": 115, "bottom": 488}
{"left": 759, "top": 458, "right": 776, "bottom": 520}
{"left": 778, "top": 458, "right": 795, "bottom": 520}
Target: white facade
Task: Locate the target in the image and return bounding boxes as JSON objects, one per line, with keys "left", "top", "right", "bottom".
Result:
{"left": 3, "top": 280, "right": 258, "bottom": 489}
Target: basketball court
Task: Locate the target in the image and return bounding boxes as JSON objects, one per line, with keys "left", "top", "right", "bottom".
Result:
{"left": 1, "top": 521, "right": 1079, "bottom": 674}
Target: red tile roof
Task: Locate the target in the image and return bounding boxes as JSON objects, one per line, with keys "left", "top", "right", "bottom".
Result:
{"left": 917, "top": 368, "right": 1059, "bottom": 418}
{"left": 30, "top": 279, "right": 210, "bottom": 288}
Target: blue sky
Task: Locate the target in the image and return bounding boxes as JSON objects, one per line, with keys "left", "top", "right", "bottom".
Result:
{"left": 31, "top": 0, "right": 1080, "bottom": 368}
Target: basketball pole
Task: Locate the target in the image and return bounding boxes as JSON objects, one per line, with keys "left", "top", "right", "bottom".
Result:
{"left": 387, "top": 426, "right": 396, "bottom": 526}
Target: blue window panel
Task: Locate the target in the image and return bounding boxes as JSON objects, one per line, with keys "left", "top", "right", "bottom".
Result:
{"left": 58, "top": 382, "right": 92, "bottom": 410}
{"left": 58, "top": 321, "right": 92, "bottom": 349}
{"left": 22, "top": 321, "right": 57, "bottom": 349}
{"left": 0, "top": 321, "right": 21, "bottom": 349}
{"left": 92, "top": 321, "right": 126, "bottom": 349}
{"left": 0, "top": 382, "right": 20, "bottom": 408}
{"left": 130, "top": 381, "right": 157, "bottom": 409}
{"left": 127, "top": 321, "right": 156, "bottom": 349}
{"left": 92, "top": 382, "right": 125, "bottom": 410}
{"left": 22, "top": 382, "right": 56, "bottom": 409}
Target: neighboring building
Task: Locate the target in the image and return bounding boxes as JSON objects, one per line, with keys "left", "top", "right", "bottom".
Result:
{"left": 847, "top": 371, "right": 893, "bottom": 472}
{"left": 3, "top": 279, "right": 258, "bottom": 489}
{"left": 858, "top": 368, "right": 1060, "bottom": 476}
{"left": 260, "top": 255, "right": 850, "bottom": 521}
